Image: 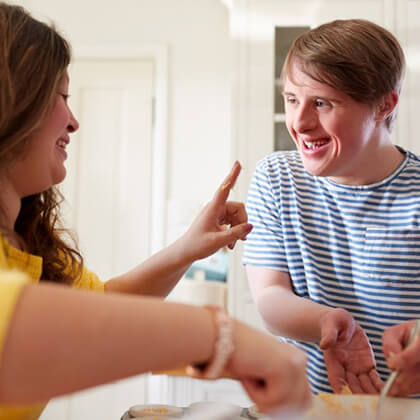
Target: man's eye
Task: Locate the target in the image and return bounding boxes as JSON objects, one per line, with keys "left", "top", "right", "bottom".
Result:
{"left": 315, "top": 99, "right": 326, "bottom": 108}
{"left": 285, "top": 97, "right": 296, "bottom": 104}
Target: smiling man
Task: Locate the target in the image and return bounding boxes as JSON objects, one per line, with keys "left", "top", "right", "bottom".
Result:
{"left": 243, "top": 19, "right": 420, "bottom": 396}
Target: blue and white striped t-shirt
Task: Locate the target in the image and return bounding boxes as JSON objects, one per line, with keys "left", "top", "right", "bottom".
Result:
{"left": 243, "top": 149, "right": 420, "bottom": 394}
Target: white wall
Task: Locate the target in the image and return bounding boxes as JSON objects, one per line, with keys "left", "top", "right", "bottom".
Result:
{"left": 18, "top": 0, "right": 233, "bottom": 215}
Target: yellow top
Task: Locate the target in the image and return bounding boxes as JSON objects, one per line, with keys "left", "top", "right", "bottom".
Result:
{"left": 0, "top": 235, "right": 104, "bottom": 420}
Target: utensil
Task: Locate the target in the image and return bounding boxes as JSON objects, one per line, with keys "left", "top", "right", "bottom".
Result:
{"left": 375, "top": 319, "right": 420, "bottom": 420}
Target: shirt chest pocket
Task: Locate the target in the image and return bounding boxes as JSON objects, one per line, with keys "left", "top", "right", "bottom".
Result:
{"left": 364, "top": 228, "right": 420, "bottom": 284}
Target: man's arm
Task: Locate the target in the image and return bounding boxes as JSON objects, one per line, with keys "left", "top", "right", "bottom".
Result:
{"left": 246, "top": 266, "right": 332, "bottom": 342}
{"left": 246, "top": 265, "right": 382, "bottom": 394}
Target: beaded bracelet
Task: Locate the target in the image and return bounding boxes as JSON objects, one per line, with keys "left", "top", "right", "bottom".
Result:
{"left": 186, "top": 305, "right": 235, "bottom": 379}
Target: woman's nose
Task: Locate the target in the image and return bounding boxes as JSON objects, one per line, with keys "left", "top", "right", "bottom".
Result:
{"left": 68, "top": 109, "right": 79, "bottom": 133}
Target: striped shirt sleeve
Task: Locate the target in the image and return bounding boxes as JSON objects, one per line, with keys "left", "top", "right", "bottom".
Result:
{"left": 243, "top": 158, "right": 289, "bottom": 271}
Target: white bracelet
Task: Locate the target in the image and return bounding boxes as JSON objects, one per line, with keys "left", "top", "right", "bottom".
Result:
{"left": 187, "top": 305, "right": 235, "bottom": 379}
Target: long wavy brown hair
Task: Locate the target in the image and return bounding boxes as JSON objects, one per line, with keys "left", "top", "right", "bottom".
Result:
{"left": 0, "top": 2, "right": 83, "bottom": 284}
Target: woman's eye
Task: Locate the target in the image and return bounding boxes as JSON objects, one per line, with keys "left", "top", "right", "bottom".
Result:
{"left": 315, "top": 99, "right": 326, "bottom": 108}
{"left": 285, "top": 97, "right": 296, "bottom": 105}
{"left": 59, "top": 93, "right": 70, "bottom": 102}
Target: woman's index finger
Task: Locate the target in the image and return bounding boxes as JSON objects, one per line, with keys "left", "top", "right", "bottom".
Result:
{"left": 214, "top": 161, "right": 241, "bottom": 204}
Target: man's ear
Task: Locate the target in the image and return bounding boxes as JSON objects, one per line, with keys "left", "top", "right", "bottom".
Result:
{"left": 375, "top": 90, "right": 399, "bottom": 122}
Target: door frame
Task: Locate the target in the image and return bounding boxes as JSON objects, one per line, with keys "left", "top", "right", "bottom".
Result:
{"left": 73, "top": 44, "right": 169, "bottom": 254}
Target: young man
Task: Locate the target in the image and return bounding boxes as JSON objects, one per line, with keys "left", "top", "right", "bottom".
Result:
{"left": 244, "top": 19, "right": 420, "bottom": 395}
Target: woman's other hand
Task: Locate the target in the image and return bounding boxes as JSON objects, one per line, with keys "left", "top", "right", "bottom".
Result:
{"left": 228, "top": 320, "right": 312, "bottom": 414}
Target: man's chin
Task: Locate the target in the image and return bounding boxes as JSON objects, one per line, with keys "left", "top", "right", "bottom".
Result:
{"left": 302, "top": 162, "right": 330, "bottom": 178}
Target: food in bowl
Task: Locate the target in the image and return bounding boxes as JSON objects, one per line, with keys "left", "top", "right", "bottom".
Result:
{"left": 302, "top": 393, "right": 419, "bottom": 420}
{"left": 128, "top": 404, "right": 183, "bottom": 418}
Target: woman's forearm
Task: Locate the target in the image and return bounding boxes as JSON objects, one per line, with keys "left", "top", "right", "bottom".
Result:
{"left": 0, "top": 282, "right": 214, "bottom": 403}
{"left": 256, "top": 285, "right": 333, "bottom": 342}
{"left": 105, "top": 236, "right": 192, "bottom": 297}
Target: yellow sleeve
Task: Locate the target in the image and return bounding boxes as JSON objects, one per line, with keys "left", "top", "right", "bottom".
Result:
{"left": 72, "top": 265, "right": 105, "bottom": 292}
{"left": 0, "top": 270, "right": 29, "bottom": 365}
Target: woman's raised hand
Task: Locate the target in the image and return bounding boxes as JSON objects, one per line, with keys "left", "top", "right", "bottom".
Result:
{"left": 180, "top": 161, "right": 252, "bottom": 262}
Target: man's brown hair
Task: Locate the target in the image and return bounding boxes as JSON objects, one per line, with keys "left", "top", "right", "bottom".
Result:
{"left": 282, "top": 19, "right": 406, "bottom": 130}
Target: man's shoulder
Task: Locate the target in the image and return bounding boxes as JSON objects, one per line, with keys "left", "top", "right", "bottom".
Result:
{"left": 406, "top": 150, "right": 420, "bottom": 167}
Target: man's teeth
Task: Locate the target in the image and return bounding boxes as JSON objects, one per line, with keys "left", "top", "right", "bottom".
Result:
{"left": 57, "top": 139, "right": 66, "bottom": 148}
{"left": 304, "top": 140, "right": 328, "bottom": 149}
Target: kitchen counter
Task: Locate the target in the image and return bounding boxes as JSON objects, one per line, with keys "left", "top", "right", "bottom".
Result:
{"left": 121, "top": 394, "right": 420, "bottom": 420}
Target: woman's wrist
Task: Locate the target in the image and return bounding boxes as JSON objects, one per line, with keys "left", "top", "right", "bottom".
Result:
{"left": 187, "top": 305, "right": 235, "bottom": 379}
{"left": 170, "top": 235, "right": 196, "bottom": 269}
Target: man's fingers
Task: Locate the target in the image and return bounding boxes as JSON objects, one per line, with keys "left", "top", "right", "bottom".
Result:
{"left": 359, "top": 372, "right": 378, "bottom": 394}
{"left": 389, "top": 371, "right": 420, "bottom": 396}
{"left": 390, "top": 343, "right": 420, "bottom": 370}
{"left": 369, "top": 369, "right": 383, "bottom": 392}
{"left": 213, "top": 161, "right": 241, "bottom": 205}
{"left": 383, "top": 325, "right": 406, "bottom": 362}
{"left": 320, "top": 325, "right": 338, "bottom": 350}
{"left": 323, "top": 350, "right": 346, "bottom": 393}
{"left": 346, "top": 371, "right": 364, "bottom": 394}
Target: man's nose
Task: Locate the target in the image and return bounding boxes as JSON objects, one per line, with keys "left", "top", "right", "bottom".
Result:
{"left": 293, "top": 104, "right": 317, "bottom": 133}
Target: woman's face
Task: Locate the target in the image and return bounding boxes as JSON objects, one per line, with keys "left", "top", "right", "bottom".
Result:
{"left": 283, "top": 64, "right": 381, "bottom": 185}
{"left": 9, "top": 73, "right": 79, "bottom": 197}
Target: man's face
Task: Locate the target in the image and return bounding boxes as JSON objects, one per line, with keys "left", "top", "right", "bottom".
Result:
{"left": 283, "top": 64, "right": 380, "bottom": 185}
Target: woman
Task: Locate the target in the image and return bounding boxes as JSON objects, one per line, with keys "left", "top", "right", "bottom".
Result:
{"left": 0, "top": 2, "right": 311, "bottom": 419}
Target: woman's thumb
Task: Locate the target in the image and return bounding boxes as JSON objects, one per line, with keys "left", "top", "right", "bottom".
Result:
{"left": 226, "top": 223, "right": 253, "bottom": 242}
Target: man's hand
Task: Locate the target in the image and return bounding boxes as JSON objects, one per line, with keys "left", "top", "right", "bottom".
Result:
{"left": 320, "top": 308, "right": 382, "bottom": 394}
{"left": 383, "top": 320, "right": 420, "bottom": 396}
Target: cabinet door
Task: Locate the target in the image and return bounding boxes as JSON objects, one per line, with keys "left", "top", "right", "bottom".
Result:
{"left": 64, "top": 59, "right": 154, "bottom": 279}
{"left": 41, "top": 59, "right": 154, "bottom": 420}
{"left": 394, "top": 0, "right": 420, "bottom": 154}
{"left": 235, "top": 0, "right": 387, "bottom": 185}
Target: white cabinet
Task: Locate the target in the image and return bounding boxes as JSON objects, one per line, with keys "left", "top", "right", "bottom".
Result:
{"left": 394, "top": 0, "right": 420, "bottom": 155}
